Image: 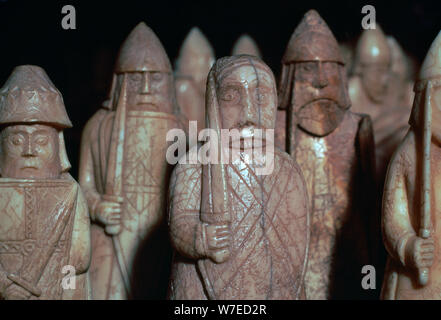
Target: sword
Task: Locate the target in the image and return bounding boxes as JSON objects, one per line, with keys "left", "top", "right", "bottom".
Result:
{"left": 103, "top": 75, "right": 131, "bottom": 295}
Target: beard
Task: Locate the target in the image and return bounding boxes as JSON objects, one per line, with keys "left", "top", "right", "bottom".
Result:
{"left": 296, "top": 98, "right": 346, "bottom": 137}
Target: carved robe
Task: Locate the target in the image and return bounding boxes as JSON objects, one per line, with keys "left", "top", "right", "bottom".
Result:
{"left": 276, "top": 111, "right": 376, "bottom": 299}
{"left": 168, "top": 148, "right": 310, "bottom": 300}
{"left": 382, "top": 131, "right": 441, "bottom": 299}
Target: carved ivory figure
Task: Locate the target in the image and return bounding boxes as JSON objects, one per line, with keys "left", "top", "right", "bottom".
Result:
{"left": 79, "top": 22, "right": 183, "bottom": 299}
{"left": 168, "top": 55, "right": 310, "bottom": 300}
{"left": 276, "top": 10, "right": 377, "bottom": 299}
{"left": 382, "top": 30, "right": 441, "bottom": 300}
{"left": 0, "top": 65, "right": 91, "bottom": 300}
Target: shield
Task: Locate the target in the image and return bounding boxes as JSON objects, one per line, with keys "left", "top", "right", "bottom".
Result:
{"left": 0, "top": 179, "right": 76, "bottom": 299}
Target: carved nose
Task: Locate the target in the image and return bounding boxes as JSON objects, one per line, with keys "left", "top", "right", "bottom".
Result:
{"left": 140, "top": 73, "right": 151, "bottom": 94}
{"left": 313, "top": 65, "right": 329, "bottom": 89}
{"left": 22, "top": 141, "right": 36, "bottom": 157}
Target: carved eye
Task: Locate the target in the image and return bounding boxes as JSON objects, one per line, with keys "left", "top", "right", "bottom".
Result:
{"left": 152, "top": 72, "right": 164, "bottom": 81}
{"left": 301, "top": 63, "right": 313, "bottom": 72}
{"left": 10, "top": 134, "right": 24, "bottom": 146}
{"left": 129, "top": 73, "right": 142, "bottom": 82}
{"left": 220, "top": 88, "right": 240, "bottom": 103}
{"left": 34, "top": 135, "right": 49, "bottom": 146}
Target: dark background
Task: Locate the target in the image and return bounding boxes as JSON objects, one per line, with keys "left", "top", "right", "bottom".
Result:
{"left": 0, "top": 0, "right": 440, "bottom": 178}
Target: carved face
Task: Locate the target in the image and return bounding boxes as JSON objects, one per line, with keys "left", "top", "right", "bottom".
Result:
{"left": 360, "top": 62, "right": 390, "bottom": 103}
{"left": 0, "top": 124, "right": 61, "bottom": 179}
{"left": 216, "top": 64, "right": 276, "bottom": 132}
{"left": 292, "top": 61, "right": 348, "bottom": 136}
{"left": 124, "top": 71, "right": 173, "bottom": 113}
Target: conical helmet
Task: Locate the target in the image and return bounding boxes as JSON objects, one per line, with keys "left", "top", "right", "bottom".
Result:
{"left": 232, "top": 34, "right": 261, "bottom": 58}
{"left": 115, "top": 22, "right": 172, "bottom": 73}
{"left": 176, "top": 27, "right": 215, "bottom": 82}
{"left": 409, "top": 30, "right": 441, "bottom": 128}
{"left": 0, "top": 65, "right": 72, "bottom": 128}
{"left": 418, "top": 31, "right": 441, "bottom": 82}
{"left": 355, "top": 25, "right": 391, "bottom": 65}
{"left": 282, "top": 9, "right": 344, "bottom": 64}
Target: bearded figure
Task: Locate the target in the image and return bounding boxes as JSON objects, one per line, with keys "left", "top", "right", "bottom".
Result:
{"left": 275, "top": 10, "right": 377, "bottom": 299}
{"left": 0, "top": 65, "right": 91, "bottom": 300}
{"left": 382, "top": 30, "right": 441, "bottom": 300}
{"left": 168, "top": 55, "right": 310, "bottom": 300}
{"left": 79, "top": 22, "right": 183, "bottom": 299}
{"left": 175, "top": 27, "right": 215, "bottom": 135}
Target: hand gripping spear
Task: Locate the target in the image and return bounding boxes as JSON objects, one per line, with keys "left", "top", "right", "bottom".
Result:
{"left": 103, "top": 75, "right": 131, "bottom": 295}
{"left": 418, "top": 81, "right": 433, "bottom": 286}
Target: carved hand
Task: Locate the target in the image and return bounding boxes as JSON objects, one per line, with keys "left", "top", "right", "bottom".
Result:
{"left": 405, "top": 236, "right": 435, "bottom": 270}
{"left": 3, "top": 283, "right": 32, "bottom": 300}
{"left": 205, "top": 223, "right": 231, "bottom": 264}
{"left": 95, "top": 199, "right": 122, "bottom": 228}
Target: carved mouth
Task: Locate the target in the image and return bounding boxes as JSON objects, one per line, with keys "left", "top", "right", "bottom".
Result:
{"left": 137, "top": 95, "right": 158, "bottom": 106}
{"left": 228, "top": 126, "right": 269, "bottom": 150}
{"left": 21, "top": 166, "right": 38, "bottom": 169}
{"left": 307, "top": 98, "right": 336, "bottom": 104}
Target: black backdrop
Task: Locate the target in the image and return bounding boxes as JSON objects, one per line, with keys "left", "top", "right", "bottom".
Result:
{"left": 0, "top": 0, "right": 440, "bottom": 177}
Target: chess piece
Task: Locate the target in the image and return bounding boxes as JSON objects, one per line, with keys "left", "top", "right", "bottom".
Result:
{"left": 175, "top": 27, "right": 215, "bottom": 134}
{"left": 231, "top": 34, "right": 262, "bottom": 58}
{"left": 0, "top": 65, "right": 91, "bottom": 300}
{"left": 276, "top": 10, "right": 376, "bottom": 299}
{"left": 168, "top": 55, "right": 310, "bottom": 300}
{"left": 349, "top": 25, "right": 392, "bottom": 118}
{"left": 381, "top": 30, "right": 441, "bottom": 300}
{"left": 371, "top": 37, "right": 414, "bottom": 185}
{"left": 79, "top": 22, "right": 183, "bottom": 299}
{"left": 349, "top": 27, "right": 410, "bottom": 186}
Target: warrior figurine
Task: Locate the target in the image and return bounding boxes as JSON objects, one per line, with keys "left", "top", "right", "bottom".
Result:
{"left": 382, "top": 30, "right": 441, "bottom": 300}
{"left": 79, "top": 22, "right": 183, "bottom": 299}
{"left": 168, "top": 55, "right": 310, "bottom": 300}
{"left": 349, "top": 27, "right": 409, "bottom": 182}
{"left": 231, "top": 34, "right": 262, "bottom": 58}
{"left": 349, "top": 25, "right": 392, "bottom": 118}
{"left": 0, "top": 65, "right": 91, "bottom": 300}
{"left": 276, "top": 10, "right": 376, "bottom": 299}
{"left": 175, "top": 27, "right": 215, "bottom": 134}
